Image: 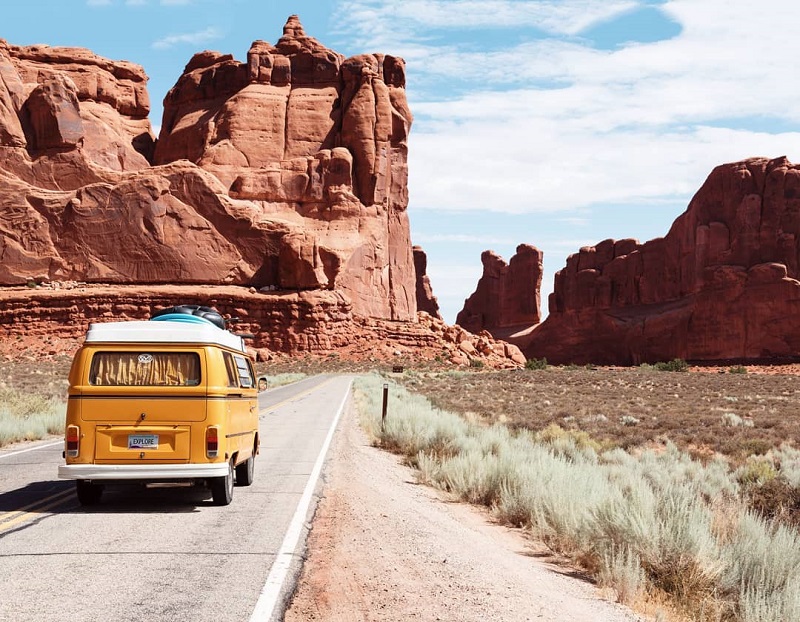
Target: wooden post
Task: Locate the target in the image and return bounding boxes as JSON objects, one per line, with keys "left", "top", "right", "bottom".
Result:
{"left": 381, "top": 383, "right": 389, "bottom": 430}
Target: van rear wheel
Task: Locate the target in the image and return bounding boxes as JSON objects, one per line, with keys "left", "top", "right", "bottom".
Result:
{"left": 235, "top": 452, "right": 255, "bottom": 487}
{"left": 76, "top": 480, "right": 103, "bottom": 506}
{"left": 211, "top": 459, "right": 234, "bottom": 506}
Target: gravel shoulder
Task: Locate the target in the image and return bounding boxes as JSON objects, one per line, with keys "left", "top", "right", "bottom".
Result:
{"left": 284, "top": 399, "right": 647, "bottom": 622}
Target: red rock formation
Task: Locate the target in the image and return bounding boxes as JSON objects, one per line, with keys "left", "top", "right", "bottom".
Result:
{"left": 413, "top": 246, "right": 441, "bottom": 319}
{"left": 456, "top": 244, "right": 543, "bottom": 336}
{"left": 0, "top": 284, "right": 526, "bottom": 369}
{"left": 0, "top": 15, "right": 417, "bottom": 322}
{"left": 527, "top": 157, "right": 800, "bottom": 365}
{"left": 0, "top": 18, "right": 525, "bottom": 368}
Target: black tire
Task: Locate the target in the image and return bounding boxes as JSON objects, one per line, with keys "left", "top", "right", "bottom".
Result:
{"left": 76, "top": 480, "right": 103, "bottom": 506}
{"left": 196, "top": 310, "right": 226, "bottom": 330}
{"left": 211, "top": 459, "right": 234, "bottom": 506}
{"left": 151, "top": 305, "right": 197, "bottom": 319}
{"left": 235, "top": 451, "right": 255, "bottom": 487}
{"left": 151, "top": 305, "right": 226, "bottom": 330}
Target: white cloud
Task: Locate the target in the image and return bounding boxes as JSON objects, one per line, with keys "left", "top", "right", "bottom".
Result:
{"left": 409, "top": 125, "right": 800, "bottom": 213}
{"left": 336, "top": 0, "right": 637, "bottom": 45}
{"left": 335, "top": 0, "right": 800, "bottom": 215}
{"left": 331, "top": 0, "right": 800, "bottom": 316}
{"left": 151, "top": 26, "right": 221, "bottom": 50}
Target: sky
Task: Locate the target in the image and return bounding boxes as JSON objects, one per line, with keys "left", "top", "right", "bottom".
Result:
{"left": 4, "top": 0, "right": 800, "bottom": 323}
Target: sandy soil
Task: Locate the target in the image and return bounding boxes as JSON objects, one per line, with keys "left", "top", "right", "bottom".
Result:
{"left": 284, "top": 401, "right": 646, "bottom": 622}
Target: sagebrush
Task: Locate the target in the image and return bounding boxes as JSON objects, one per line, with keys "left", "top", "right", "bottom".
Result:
{"left": 357, "top": 375, "right": 800, "bottom": 621}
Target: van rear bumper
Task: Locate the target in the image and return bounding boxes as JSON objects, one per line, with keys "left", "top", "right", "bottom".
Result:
{"left": 58, "top": 463, "right": 229, "bottom": 480}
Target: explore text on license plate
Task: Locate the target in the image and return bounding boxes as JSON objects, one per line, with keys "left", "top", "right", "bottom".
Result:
{"left": 128, "top": 434, "right": 158, "bottom": 449}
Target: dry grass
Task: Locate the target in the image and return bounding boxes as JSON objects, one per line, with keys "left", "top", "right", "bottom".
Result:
{"left": 358, "top": 374, "right": 800, "bottom": 622}
{"left": 397, "top": 367, "right": 800, "bottom": 464}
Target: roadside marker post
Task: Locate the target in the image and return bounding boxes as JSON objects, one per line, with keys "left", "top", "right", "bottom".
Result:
{"left": 381, "top": 383, "right": 389, "bottom": 430}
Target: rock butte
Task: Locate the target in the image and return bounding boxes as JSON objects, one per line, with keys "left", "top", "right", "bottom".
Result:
{"left": 464, "top": 157, "right": 800, "bottom": 366}
{"left": 456, "top": 244, "right": 543, "bottom": 349}
{"left": 0, "top": 16, "right": 526, "bottom": 368}
{"left": 413, "top": 246, "right": 442, "bottom": 320}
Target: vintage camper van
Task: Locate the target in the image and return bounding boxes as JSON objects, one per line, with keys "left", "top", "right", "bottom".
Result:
{"left": 58, "top": 308, "right": 260, "bottom": 506}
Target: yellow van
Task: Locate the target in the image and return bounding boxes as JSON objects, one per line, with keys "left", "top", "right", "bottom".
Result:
{"left": 58, "top": 310, "right": 260, "bottom": 506}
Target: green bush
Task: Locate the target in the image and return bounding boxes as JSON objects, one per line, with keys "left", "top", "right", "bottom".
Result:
{"left": 653, "top": 358, "right": 689, "bottom": 372}
{"left": 729, "top": 365, "right": 748, "bottom": 374}
{"left": 525, "top": 357, "right": 548, "bottom": 370}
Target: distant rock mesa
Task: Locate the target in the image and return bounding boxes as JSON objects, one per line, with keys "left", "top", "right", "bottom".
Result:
{"left": 456, "top": 244, "right": 543, "bottom": 341}
{"left": 526, "top": 157, "right": 800, "bottom": 364}
{"left": 413, "top": 246, "right": 442, "bottom": 320}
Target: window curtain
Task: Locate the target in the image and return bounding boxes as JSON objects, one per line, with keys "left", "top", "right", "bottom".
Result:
{"left": 90, "top": 352, "right": 201, "bottom": 386}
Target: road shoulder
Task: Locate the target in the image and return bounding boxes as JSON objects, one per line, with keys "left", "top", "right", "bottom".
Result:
{"left": 284, "top": 399, "right": 645, "bottom": 622}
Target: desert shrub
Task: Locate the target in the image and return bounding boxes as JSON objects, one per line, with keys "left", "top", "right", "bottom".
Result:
{"left": 771, "top": 445, "right": 800, "bottom": 488}
{"left": 720, "top": 512, "right": 800, "bottom": 621}
{"left": 0, "top": 388, "right": 65, "bottom": 446}
{"left": 356, "top": 375, "right": 469, "bottom": 460}
{"left": 722, "top": 412, "right": 754, "bottom": 428}
{"left": 739, "top": 438, "right": 774, "bottom": 457}
{"left": 534, "top": 423, "right": 603, "bottom": 454}
{"left": 598, "top": 544, "right": 647, "bottom": 605}
{"left": 354, "top": 375, "right": 800, "bottom": 619}
{"left": 468, "top": 358, "right": 484, "bottom": 369}
{"left": 737, "top": 459, "right": 778, "bottom": 487}
{"left": 524, "top": 357, "right": 548, "bottom": 370}
{"left": 745, "top": 478, "right": 800, "bottom": 524}
{"left": 653, "top": 359, "right": 689, "bottom": 372}
{"left": 729, "top": 365, "right": 748, "bottom": 374}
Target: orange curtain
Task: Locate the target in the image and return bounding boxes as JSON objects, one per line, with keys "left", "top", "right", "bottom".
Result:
{"left": 90, "top": 353, "right": 200, "bottom": 386}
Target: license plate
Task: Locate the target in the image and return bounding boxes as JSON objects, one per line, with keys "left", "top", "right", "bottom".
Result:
{"left": 128, "top": 434, "right": 159, "bottom": 449}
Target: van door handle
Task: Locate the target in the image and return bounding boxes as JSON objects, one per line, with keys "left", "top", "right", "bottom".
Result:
{"left": 230, "top": 393, "right": 243, "bottom": 397}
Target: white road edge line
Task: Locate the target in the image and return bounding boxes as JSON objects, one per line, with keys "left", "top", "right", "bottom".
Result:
{"left": 0, "top": 440, "right": 62, "bottom": 460}
{"left": 249, "top": 377, "right": 353, "bottom": 622}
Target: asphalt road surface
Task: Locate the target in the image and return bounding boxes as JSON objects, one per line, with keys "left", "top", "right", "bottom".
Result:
{"left": 0, "top": 374, "right": 353, "bottom": 622}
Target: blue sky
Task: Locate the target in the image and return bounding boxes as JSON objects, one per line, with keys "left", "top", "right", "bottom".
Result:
{"left": 4, "top": 0, "right": 800, "bottom": 323}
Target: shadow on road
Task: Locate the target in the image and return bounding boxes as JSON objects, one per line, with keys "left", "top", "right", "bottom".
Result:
{"left": 0, "top": 479, "right": 222, "bottom": 516}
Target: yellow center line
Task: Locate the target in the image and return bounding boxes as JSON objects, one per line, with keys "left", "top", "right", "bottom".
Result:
{"left": 259, "top": 377, "right": 336, "bottom": 416}
{"left": 0, "top": 488, "right": 76, "bottom": 533}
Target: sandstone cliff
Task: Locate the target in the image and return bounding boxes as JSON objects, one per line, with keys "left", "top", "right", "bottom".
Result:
{"left": 456, "top": 244, "right": 543, "bottom": 339}
{"left": 0, "top": 15, "right": 416, "bottom": 322}
{"left": 0, "top": 17, "right": 526, "bottom": 369}
{"left": 413, "top": 246, "right": 441, "bottom": 320}
{"left": 526, "top": 157, "right": 800, "bottom": 365}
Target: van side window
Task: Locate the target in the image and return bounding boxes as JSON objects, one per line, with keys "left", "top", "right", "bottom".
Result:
{"left": 233, "top": 355, "right": 254, "bottom": 388}
{"left": 89, "top": 352, "right": 201, "bottom": 386}
{"left": 222, "top": 352, "right": 239, "bottom": 388}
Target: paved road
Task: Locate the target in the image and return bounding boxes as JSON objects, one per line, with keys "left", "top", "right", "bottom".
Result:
{"left": 0, "top": 374, "right": 352, "bottom": 622}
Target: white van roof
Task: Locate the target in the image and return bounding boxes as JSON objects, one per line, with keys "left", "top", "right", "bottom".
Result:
{"left": 84, "top": 320, "right": 247, "bottom": 352}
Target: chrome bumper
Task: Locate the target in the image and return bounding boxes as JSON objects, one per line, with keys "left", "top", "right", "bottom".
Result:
{"left": 58, "top": 463, "right": 229, "bottom": 480}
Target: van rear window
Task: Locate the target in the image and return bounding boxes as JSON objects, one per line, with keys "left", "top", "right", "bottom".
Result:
{"left": 89, "top": 352, "right": 201, "bottom": 386}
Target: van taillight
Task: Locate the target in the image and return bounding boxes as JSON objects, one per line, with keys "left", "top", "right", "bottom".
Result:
{"left": 66, "top": 425, "right": 80, "bottom": 458}
{"left": 206, "top": 427, "right": 219, "bottom": 458}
